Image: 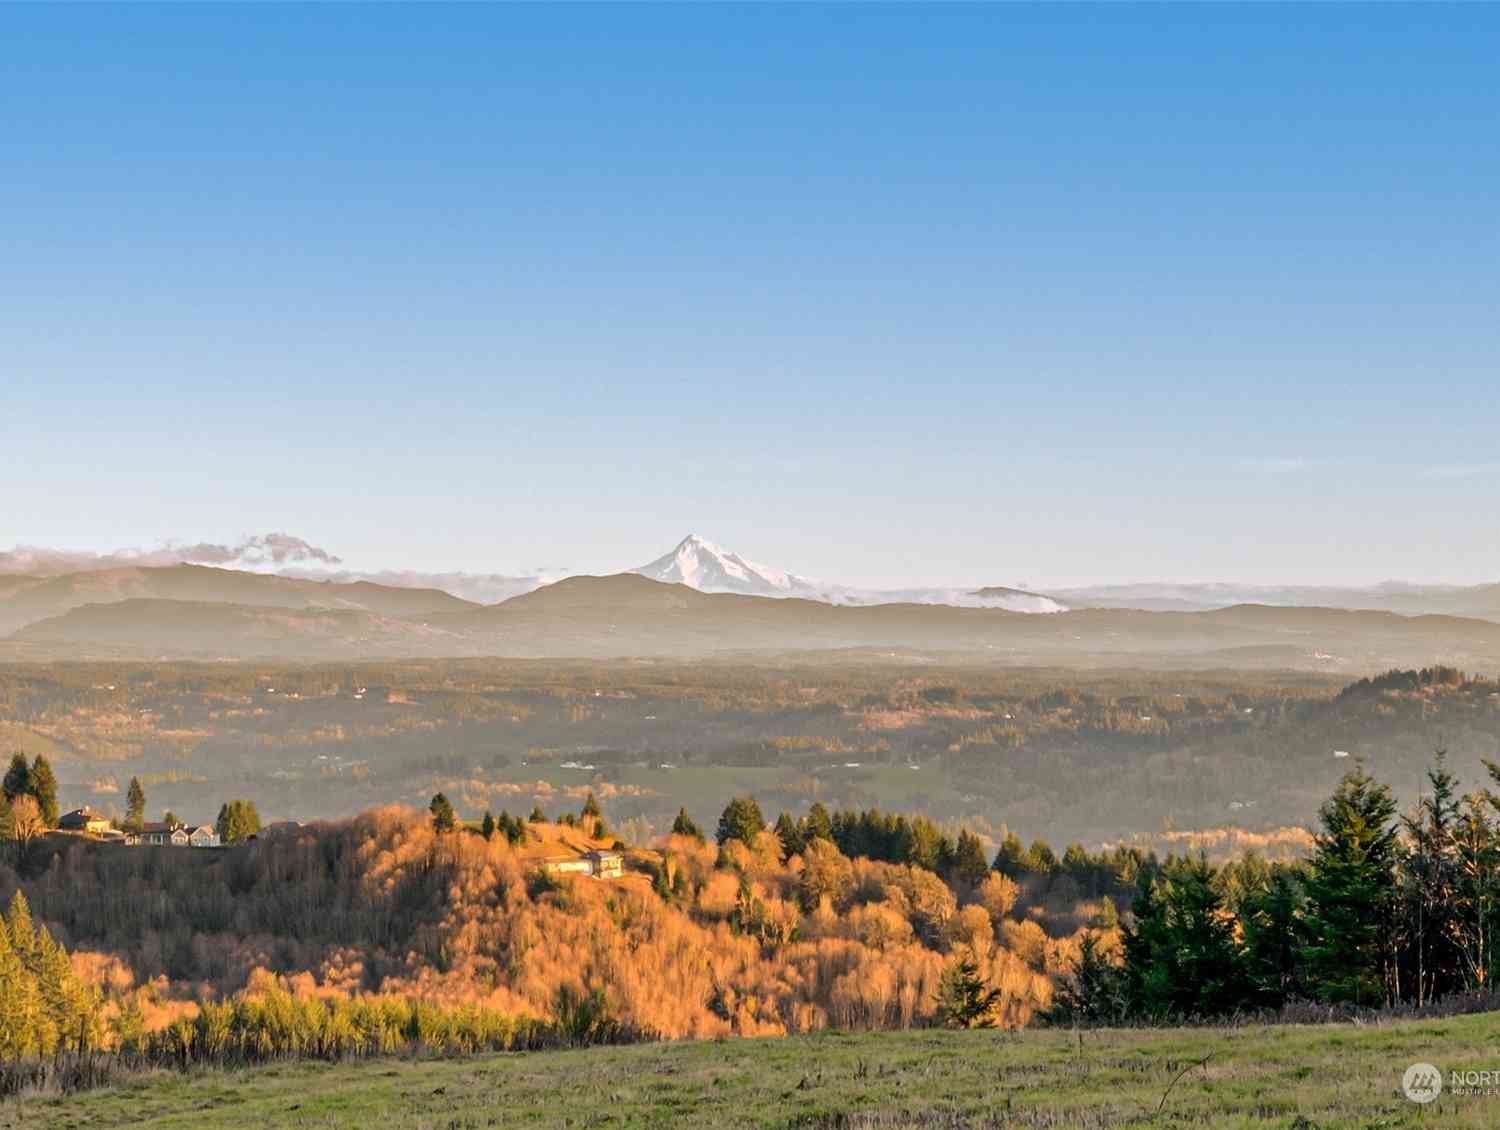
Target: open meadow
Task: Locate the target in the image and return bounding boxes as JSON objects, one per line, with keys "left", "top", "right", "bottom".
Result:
{"left": 10, "top": 1011, "right": 1499, "bottom": 1129}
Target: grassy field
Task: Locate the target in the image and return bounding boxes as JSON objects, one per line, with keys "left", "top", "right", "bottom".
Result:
{"left": 8, "top": 1012, "right": 1500, "bottom": 1129}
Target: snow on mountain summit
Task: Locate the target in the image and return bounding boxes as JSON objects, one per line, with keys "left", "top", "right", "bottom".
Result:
{"left": 631, "top": 535, "right": 821, "bottom": 598}
{"left": 630, "top": 535, "right": 1067, "bottom": 612}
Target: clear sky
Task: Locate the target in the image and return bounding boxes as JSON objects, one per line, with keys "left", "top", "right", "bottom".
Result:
{"left": 3, "top": 5, "right": 1497, "bottom": 587}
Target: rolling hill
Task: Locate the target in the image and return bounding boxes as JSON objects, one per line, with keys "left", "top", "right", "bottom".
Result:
{"left": 0, "top": 564, "right": 478, "bottom": 636}
{"left": 8, "top": 571, "right": 1500, "bottom": 668}
{"left": 8, "top": 597, "right": 479, "bottom": 660}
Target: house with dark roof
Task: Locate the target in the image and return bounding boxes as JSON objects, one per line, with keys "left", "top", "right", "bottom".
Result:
{"left": 59, "top": 808, "right": 113, "bottom": 835}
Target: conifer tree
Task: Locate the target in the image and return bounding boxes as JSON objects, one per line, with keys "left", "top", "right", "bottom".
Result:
{"left": 1453, "top": 790, "right": 1499, "bottom": 990}
{"left": 216, "top": 799, "right": 261, "bottom": 844}
{"left": 802, "top": 802, "right": 834, "bottom": 844}
{"left": 774, "top": 812, "right": 805, "bottom": 857}
{"left": 0, "top": 914, "right": 41, "bottom": 1058}
{"left": 1300, "top": 764, "right": 1400, "bottom": 1006}
{"left": 716, "top": 797, "right": 765, "bottom": 845}
{"left": 950, "top": 830, "right": 991, "bottom": 888}
{"left": 900, "top": 816, "right": 948, "bottom": 871}
{"left": 481, "top": 810, "right": 496, "bottom": 841}
{"left": 992, "top": 831, "right": 1028, "bottom": 878}
{"left": 430, "top": 793, "right": 456, "bottom": 833}
{"left": 1239, "top": 866, "right": 1305, "bottom": 1007}
{"left": 670, "top": 806, "right": 703, "bottom": 841}
{"left": 1045, "top": 931, "right": 1127, "bottom": 1026}
{"left": 1122, "top": 858, "right": 1244, "bottom": 1017}
{"left": 28, "top": 755, "right": 59, "bottom": 827}
{"left": 126, "top": 776, "right": 147, "bottom": 834}
{"left": 1401, "top": 752, "right": 1462, "bottom": 1006}
{"left": 934, "top": 955, "right": 1001, "bottom": 1028}
{"left": 581, "top": 792, "right": 606, "bottom": 838}
{"left": 1, "top": 753, "right": 28, "bottom": 802}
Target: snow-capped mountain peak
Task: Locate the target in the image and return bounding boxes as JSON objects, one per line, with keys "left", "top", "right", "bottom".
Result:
{"left": 632, "top": 534, "right": 815, "bottom": 597}
{"left": 630, "top": 535, "right": 1067, "bottom": 612}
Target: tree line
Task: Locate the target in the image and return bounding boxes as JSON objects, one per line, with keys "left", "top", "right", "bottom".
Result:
{"left": 1049, "top": 754, "right": 1500, "bottom": 1024}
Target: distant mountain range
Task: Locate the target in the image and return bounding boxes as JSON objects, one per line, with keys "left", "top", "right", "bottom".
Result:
{"left": 632, "top": 535, "right": 1067, "bottom": 612}
{"left": 2, "top": 533, "right": 1500, "bottom": 667}
{"left": 7, "top": 565, "right": 1500, "bottom": 672}
{"left": 1052, "top": 580, "right": 1500, "bottom": 620}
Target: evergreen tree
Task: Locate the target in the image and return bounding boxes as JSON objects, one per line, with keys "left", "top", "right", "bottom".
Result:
{"left": 1239, "top": 865, "right": 1305, "bottom": 1007}
{"left": 992, "top": 831, "right": 1029, "bottom": 878}
{"left": 126, "top": 776, "right": 146, "bottom": 834}
{"left": 0, "top": 892, "right": 95, "bottom": 1057}
{"left": 480, "top": 811, "right": 496, "bottom": 841}
{"left": 1300, "top": 764, "right": 1400, "bottom": 1006}
{"left": 162, "top": 810, "right": 181, "bottom": 830}
{"left": 529, "top": 805, "right": 546, "bottom": 823}
{"left": 5, "top": 889, "right": 35, "bottom": 961}
{"left": 1454, "top": 789, "right": 1500, "bottom": 990}
{"left": 670, "top": 806, "right": 703, "bottom": 841}
{"left": 1045, "top": 931, "right": 1127, "bottom": 1026}
{"left": 905, "top": 816, "right": 946, "bottom": 872}
{"left": 0, "top": 899, "right": 42, "bottom": 1058}
{"left": 1121, "top": 858, "right": 1245, "bottom": 1018}
{"left": 716, "top": 797, "right": 765, "bottom": 845}
{"left": 215, "top": 799, "right": 261, "bottom": 844}
{"left": 934, "top": 956, "right": 1001, "bottom": 1028}
{"left": 429, "top": 793, "right": 456, "bottom": 833}
{"left": 1027, "top": 839, "right": 1057, "bottom": 873}
{"left": 802, "top": 802, "right": 834, "bottom": 844}
{"left": 774, "top": 812, "right": 805, "bottom": 857}
{"left": 949, "top": 830, "right": 991, "bottom": 888}
{"left": 1, "top": 753, "right": 28, "bottom": 802}
{"left": 1400, "top": 752, "right": 1462, "bottom": 1006}
{"left": 28, "top": 756, "right": 58, "bottom": 827}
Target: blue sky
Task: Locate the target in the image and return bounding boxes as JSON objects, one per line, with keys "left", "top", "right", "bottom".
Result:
{"left": 3, "top": 5, "right": 1497, "bottom": 587}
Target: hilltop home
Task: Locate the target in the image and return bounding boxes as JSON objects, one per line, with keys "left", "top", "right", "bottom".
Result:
{"left": 541, "top": 850, "right": 624, "bottom": 879}
{"left": 586, "top": 849, "right": 624, "bottom": 878}
{"left": 141, "top": 822, "right": 190, "bottom": 847}
{"left": 59, "top": 808, "right": 113, "bottom": 835}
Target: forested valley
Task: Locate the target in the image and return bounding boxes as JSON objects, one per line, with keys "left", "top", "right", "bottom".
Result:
{"left": 4, "top": 660, "right": 1500, "bottom": 847}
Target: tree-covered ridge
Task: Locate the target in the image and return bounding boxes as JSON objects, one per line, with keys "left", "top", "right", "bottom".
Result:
{"left": 4, "top": 758, "right": 1500, "bottom": 1100}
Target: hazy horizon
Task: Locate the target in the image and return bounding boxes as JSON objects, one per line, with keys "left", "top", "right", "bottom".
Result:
{"left": 0, "top": 529, "right": 1496, "bottom": 595}
{"left": 6, "top": 7, "right": 1499, "bottom": 588}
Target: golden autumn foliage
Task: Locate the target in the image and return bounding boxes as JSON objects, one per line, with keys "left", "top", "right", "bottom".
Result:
{"left": 1, "top": 806, "right": 1104, "bottom": 1045}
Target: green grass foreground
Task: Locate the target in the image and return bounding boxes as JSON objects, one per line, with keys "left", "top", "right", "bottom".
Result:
{"left": 8, "top": 1012, "right": 1499, "bottom": 1129}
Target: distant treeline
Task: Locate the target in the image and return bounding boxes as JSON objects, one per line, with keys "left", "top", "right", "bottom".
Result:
{"left": 1336, "top": 665, "right": 1467, "bottom": 700}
